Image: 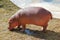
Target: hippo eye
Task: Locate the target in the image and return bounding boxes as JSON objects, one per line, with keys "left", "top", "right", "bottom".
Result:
{"left": 9, "top": 21, "right": 12, "bottom": 24}
{"left": 9, "top": 20, "right": 13, "bottom": 24}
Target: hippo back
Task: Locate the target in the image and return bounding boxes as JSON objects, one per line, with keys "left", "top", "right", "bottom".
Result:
{"left": 18, "top": 7, "right": 52, "bottom": 26}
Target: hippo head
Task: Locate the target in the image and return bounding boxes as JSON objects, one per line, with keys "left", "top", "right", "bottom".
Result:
{"left": 8, "top": 17, "right": 19, "bottom": 31}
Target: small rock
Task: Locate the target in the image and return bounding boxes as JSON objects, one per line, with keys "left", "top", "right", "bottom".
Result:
{"left": 0, "top": 4, "right": 3, "bottom": 8}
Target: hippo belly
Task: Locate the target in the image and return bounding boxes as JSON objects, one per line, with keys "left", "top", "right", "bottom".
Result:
{"left": 20, "top": 13, "right": 49, "bottom": 26}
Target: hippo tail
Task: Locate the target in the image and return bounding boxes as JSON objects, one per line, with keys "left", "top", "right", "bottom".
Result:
{"left": 48, "top": 11, "right": 53, "bottom": 20}
{"left": 50, "top": 12, "right": 53, "bottom": 19}
{"left": 51, "top": 15, "right": 52, "bottom": 19}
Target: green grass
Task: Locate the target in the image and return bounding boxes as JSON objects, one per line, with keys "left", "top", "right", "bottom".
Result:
{"left": 0, "top": 0, "right": 60, "bottom": 40}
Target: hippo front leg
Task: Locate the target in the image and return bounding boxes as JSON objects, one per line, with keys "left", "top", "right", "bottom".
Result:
{"left": 20, "top": 25, "right": 26, "bottom": 32}
{"left": 17, "top": 25, "right": 22, "bottom": 30}
{"left": 17, "top": 25, "right": 20, "bottom": 28}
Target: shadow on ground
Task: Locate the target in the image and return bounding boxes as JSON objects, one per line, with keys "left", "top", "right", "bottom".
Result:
{"left": 10, "top": 28, "right": 60, "bottom": 40}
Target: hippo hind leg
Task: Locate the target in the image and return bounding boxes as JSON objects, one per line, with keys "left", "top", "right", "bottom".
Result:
{"left": 42, "top": 24, "right": 48, "bottom": 33}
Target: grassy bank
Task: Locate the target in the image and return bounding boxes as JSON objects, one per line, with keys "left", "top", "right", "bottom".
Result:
{"left": 0, "top": 0, "right": 60, "bottom": 40}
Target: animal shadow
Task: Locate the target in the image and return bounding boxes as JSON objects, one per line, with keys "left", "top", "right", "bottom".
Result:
{"left": 11, "top": 28, "right": 60, "bottom": 40}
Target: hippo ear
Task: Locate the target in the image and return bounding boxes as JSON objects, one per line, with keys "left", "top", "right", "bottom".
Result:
{"left": 8, "top": 18, "right": 12, "bottom": 23}
{"left": 8, "top": 18, "right": 11, "bottom": 22}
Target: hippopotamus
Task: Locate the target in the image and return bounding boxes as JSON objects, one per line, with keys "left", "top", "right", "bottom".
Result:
{"left": 8, "top": 7, "right": 52, "bottom": 32}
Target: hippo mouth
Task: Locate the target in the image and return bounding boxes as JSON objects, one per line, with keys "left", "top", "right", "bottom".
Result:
{"left": 8, "top": 27, "right": 15, "bottom": 31}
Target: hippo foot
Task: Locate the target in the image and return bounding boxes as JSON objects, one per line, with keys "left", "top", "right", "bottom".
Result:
{"left": 17, "top": 26, "right": 23, "bottom": 30}
{"left": 20, "top": 29, "right": 25, "bottom": 33}
{"left": 41, "top": 30, "right": 47, "bottom": 33}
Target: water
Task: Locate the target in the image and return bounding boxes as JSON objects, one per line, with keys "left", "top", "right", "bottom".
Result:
{"left": 10, "top": 0, "right": 60, "bottom": 8}
{"left": 10, "top": 0, "right": 60, "bottom": 19}
{"left": 25, "top": 29, "right": 33, "bottom": 35}
{"left": 43, "top": 0, "right": 53, "bottom": 2}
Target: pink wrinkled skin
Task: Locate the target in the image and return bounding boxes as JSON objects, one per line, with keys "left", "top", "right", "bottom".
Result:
{"left": 8, "top": 7, "right": 52, "bottom": 32}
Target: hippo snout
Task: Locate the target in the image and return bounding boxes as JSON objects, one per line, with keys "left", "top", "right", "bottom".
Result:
{"left": 8, "top": 27, "right": 14, "bottom": 31}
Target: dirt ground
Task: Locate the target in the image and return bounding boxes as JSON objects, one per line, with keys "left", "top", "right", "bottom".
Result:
{"left": 0, "top": 0, "right": 60, "bottom": 40}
